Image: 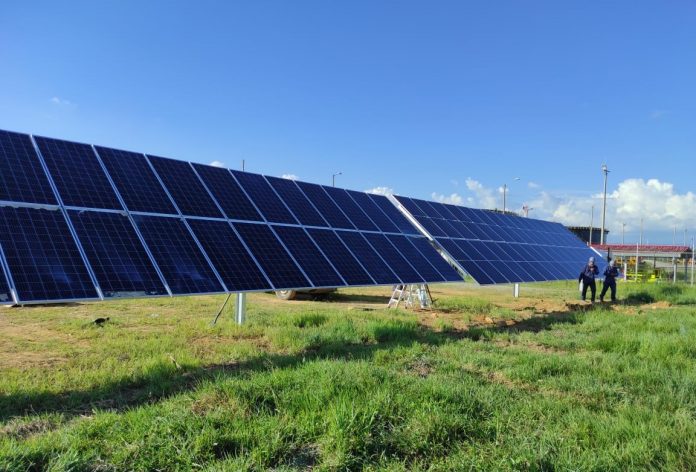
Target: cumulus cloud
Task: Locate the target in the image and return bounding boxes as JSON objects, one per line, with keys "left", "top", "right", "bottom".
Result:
{"left": 366, "top": 186, "right": 394, "bottom": 196}
{"left": 209, "top": 160, "right": 226, "bottom": 168}
{"left": 49, "top": 97, "right": 75, "bottom": 107}
{"left": 281, "top": 174, "right": 298, "bottom": 180}
{"left": 528, "top": 181, "right": 541, "bottom": 189}
{"left": 464, "top": 178, "right": 498, "bottom": 209}
{"left": 431, "top": 192, "right": 463, "bottom": 205}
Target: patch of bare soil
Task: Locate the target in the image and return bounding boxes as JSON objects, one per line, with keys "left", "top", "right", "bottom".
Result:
{"left": 0, "top": 418, "right": 57, "bottom": 439}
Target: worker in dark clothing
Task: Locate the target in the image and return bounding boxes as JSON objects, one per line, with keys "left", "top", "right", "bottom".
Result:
{"left": 578, "top": 257, "right": 599, "bottom": 302}
{"left": 600, "top": 259, "right": 620, "bottom": 302}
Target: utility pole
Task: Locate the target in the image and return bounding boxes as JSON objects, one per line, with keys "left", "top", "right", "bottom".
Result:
{"left": 589, "top": 205, "right": 595, "bottom": 245}
{"left": 242, "top": 159, "right": 245, "bottom": 171}
{"left": 332, "top": 171, "right": 342, "bottom": 187}
{"left": 600, "top": 164, "right": 609, "bottom": 245}
{"left": 502, "top": 177, "right": 520, "bottom": 213}
{"left": 639, "top": 218, "right": 644, "bottom": 246}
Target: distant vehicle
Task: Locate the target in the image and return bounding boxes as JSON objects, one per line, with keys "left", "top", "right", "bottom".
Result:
{"left": 275, "top": 288, "right": 336, "bottom": 300}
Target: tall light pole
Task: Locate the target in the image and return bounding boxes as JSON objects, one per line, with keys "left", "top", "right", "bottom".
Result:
{"left": 332, "top": 171, "right": 342, "bottom": 187}
{"left": 502, "top": 177, "right": 520, "bottom": 213}
{"left": 639, "top": 218, "right": 644, "bottom": 246}
{"left": 600, "top": 164, "right": 610, "bottom": 245}
{"left": 589, "top": 205, "right": 595, "bottom": 245}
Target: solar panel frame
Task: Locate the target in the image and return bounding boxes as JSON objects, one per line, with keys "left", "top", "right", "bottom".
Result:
{"left": 68, "top": 210, "right": 169, "bottom": 298}
{"left": 294, "top": 181, "right": 356, "bottom": 230}
{"left": 34, "top": 136, "right": 123, "bottom": 210}
{"left": 265, "top": 176, "right": 329, "bottom": 227}
{"left": 0, "top": 130, "right": 58, "bottom": 205}
{"left": 191, "top": 163, "right": 263, "bottom": 221}
{"left": 305, "top": 228, "right": 376, "bottom": 286}
{"left": 0, "top": 207, "right": 100, "bottom": 303}
{"left": 0, "top": 249, "right": 14, "bottom": 304}
{"left": 335, "top": 230, "right": 401, "bottom": 285}
{"left": 385, "top": 234, "right": 446, "bottom": 282}
{"left": 230, "top": 171, "right": 299, "bottom": 225}
{"left": 322, "top": 186, "right": 379, "bottom": 231}
{"left": 345, "top": 190, "right": 400, "bottom": 233}
{"left": 367, "top": 194, "right": 421, "bottom": 235}
{"left": 95, "top": 146, "right": 177, "bottom": 215}
{"left": 361, "top": 233, "right": 425, "bottom": 284}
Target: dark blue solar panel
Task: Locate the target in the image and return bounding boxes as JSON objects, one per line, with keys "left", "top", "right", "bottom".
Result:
{"left": 133, "top": 215, "right": 224, "bottom": 294}
{"left": 368, "top": 194, "right": 420, "bottom": 235}
{"left": 187, "top": 219, "right": 271, "bottom": 291}
{"left": 323, "top": 187, "right": 379, "bottom": 231}
{"left": 394, "top": 196, "right": 427, "bottom": 217}
{"left": 362, "top": 233, "right": 423, "bottom": 284}
{"left": 0, "top": 130, "right": 57, "bottom": 205}
{"left": 385, "top": 235, "right": 445, "bottom": 282}
{"left": 273, "top": 225, "right": 345, "bottom": 287}
{"left": 34, "top": 136, "right": 122, "bottom": 210}
{"left": 407, "top": 237, "right": 462, "bottom": 281}
{"left": 147, "top": 155, "right": 223, "bottom": 218}
{"left": 335, "top": 231, "right": 400, "bottom": 285}
{"left": 346, "top": 190, "right": 400, "bottom": 233}
{"left": 306, "top": 229, "right": 374, "bottom": 285}
{"left": 96, "top": 146, "right": 177, "bottom": 215}
{"left": 0, "top": 259, "right": 13, "bottom": 303}
{"left": 294, "top": 181, "right": 355, "bottom": 229}
{"left": 265, "top": 177, "right": 328, "bottom": 227}
{"left": 68, "top": 210, "right": 168, "bottom": 297}
{"left": 233, "top": 223, "right": 311, "bottom": 289}
{"left": 0, "top": 207, "right": 98, "bottom": 302}
{"left": 191, "top": 164, "right": 262, "bottom": 221}
{"left": 420, "top": 217, "right": 447, "bottom": 237}
{"left": 231, "top": 171, "right": 298, "bottom": 224}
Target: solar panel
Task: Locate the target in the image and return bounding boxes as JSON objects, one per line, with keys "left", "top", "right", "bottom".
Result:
{"left": 403, "top": 236, "right": 463, "bottom": 282}
{"left": 361, "top": 233, "right": 424, "bottom": 284}
{"left": 34, "top": 136, "right": 122, "bottom": 210}
{"left": 96, "top": 146, "right": 177, "bottom": 215}
{"left": 396, "top": 195, "right": 604, "bottom": 285}
{"left": 0, "top": 207, "right": 99, "bottom": 302}
{"left": 305, "top": 229, "right": 375, "bottom": 285}
{"left": 0, "top": 259, "right": 12, "bottom": 304}
{"left": 132, "top": 215, "right": 224, "bottom": 294}
{"left": 233, "top": 223, "right": 311, "bottom": 289}
{"left": 385, "top": 235, "right": 446, "bottom": 282}
{"left": 68, "top": 210, "right": 168, "bottom": 297}
{"left": 147, "top": 155, "right": 223, "bottom": 218}
{"left": 0, "top": 130, "right": 57, "bottom": 205}
{"left": 191, "top": 164, "right": 263, "bottom": 221}
{"left": 294, "top": 181, "right": 355, "bottom": 229}
{"left": 230, "top": 171, "right": 298, "bottom": 224}
{"left": 346, "top": 190, "right": 400, "bottom": 233}
{"left": 335, "top": 231, "right": 400, "bottom": 284}
{"left": 273, "top": 225, "right": 345, "bottom": 287}
{"left": 187, "top": 219, "right": 271, "bottom": 291}
{"left": 265, "top": 176, "right": 328, "bottom": 227}
{"left": 322, "top": 187, "right": 379, "bottom": 231}
{"left": 367, "top": 194, "right": 420, "bottom": 235}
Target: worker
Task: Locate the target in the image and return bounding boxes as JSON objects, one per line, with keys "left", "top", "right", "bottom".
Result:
{"left": 578, "top": 256, "right": 599, "bottom": 302}
{"left": 600, "top": 259, "right": 620, "bottom": 303}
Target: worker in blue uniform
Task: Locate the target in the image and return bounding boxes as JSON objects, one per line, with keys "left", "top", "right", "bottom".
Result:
{"left": 578, "top": 256, "right": 599, "bottom": 302}
{"left": 600, "top": 259, "right": 620, "bottom": 302}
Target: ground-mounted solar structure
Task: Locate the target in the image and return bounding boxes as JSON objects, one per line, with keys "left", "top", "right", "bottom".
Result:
{"left": 0, "top": 129, "right": 466, "bottom": 305}
{"left": 392, "top": 195, "right": 605, "bottom": 285}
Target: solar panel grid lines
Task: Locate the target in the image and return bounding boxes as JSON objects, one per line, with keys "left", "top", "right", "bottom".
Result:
{"left": 0, "top": 207, "right": 100, "bottom": 302}
{"left": 190, "top": 163, "right": 263, "bottom": 221}
{"left": 264, "top": 176, "right": 329, "bottom": 228}
{"left": 294, "top": 181, "right": 355, "bottom": 229}
{"left": 95, "top": 146, "right": 177, "bottom": 215}
{"left": 322, "top": 186, "right": 379, "bottom": 231}
{"left": 407, "top": 236, "right": 463, "bottom": 282}
{"left": 305, "top": 228, "right": 376, "bottom": 286}
{"left": 0, "top": 247, "right": 15, "bottom": 304}
{"left": 186, "top": 219, "right": 273, "bottom": 292}
{"left": 361, "top": 233, "right": 424, "bottom": 284}
{"left": 230, "top": 171, "right": 299, "bottom": 225}
{"left": 0, "top": 130, "right": 58, "bottom": 205}
{"left": 272, "top": 225, "right": 347, "bottom": 288}
{"left": 146, "top": 155, "right": 223, "bottom": 218}
{"left": 368, "top": 194, "right": 420, "bottom": 235}
{"left": 132, "top": 214, "right": 225, "bottom": 295}
{"left": 334, "top": 230, "right": 401, "bottom": 284}
{"left": 344, "top": 190, "right": 400, "bottom": 234}
{"left": 68, "top": 210, "right": 169, "bottom": 298}
{"left": 385, "top": 234, "right": 446, "bottom": 282}
{"left": 33, "top": 136, "right": 123, "bottom": 210}
{"left": 233, "top": 222, "right": 312, "bottom": 290}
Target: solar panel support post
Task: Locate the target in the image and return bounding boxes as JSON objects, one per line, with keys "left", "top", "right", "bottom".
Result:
{"left": 236, "top": 292, "right": 247, "bottom": 325}
{"left": 513, "top": 283, "right": 520, "bottom": 298}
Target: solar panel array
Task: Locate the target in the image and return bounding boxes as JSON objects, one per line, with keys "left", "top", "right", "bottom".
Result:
{"left": 394, "top": 195, "right": 604, "bottom": 285}
{"left": 0, "top": 129, "right": 462, "bottom": 304}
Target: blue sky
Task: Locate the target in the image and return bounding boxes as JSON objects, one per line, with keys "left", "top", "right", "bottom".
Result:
{"left": 1, "top": 1, "right": 694, "bottom": 243}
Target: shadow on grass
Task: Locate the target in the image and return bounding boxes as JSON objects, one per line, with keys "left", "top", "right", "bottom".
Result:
{"left": 328, "top": 293, "right": 392, "bottom": 304}
{"left": 0, "top": 309, "right": 582, "bottom": 422}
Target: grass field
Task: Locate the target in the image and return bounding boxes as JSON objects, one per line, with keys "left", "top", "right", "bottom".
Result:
{"left": 2, "top": 281, "right": 696, "bottom": 471}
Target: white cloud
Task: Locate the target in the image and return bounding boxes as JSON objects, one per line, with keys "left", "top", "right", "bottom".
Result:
{"left": 464, "top": 178, "right": 498, "bottom": 209}
{"left": 528, "top": 181, "right": 540, "bottom": 189}
{"left": 431, "top": 192, "right": 463, "bottom": 205}
{"left": 281, "top": 174, "right": 298, "bottom": 180}
{"left": 209, "top": 160, "right": 226, "bottom": 168}
{"left": 366, "top": 186, "right": 394, "bottom": 196}
{"left": 49, "top": 97, "right": 75, "bottom": 107}
{"left": 650, "top": 110, "right": 669, "bottom": 120}
{"left": 450, "top": 179, "right": 459, "bottom": 187}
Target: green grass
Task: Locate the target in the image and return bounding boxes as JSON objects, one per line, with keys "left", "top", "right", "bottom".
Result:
{"left": 2, "top": 283, "right": 696, "bottom": 470}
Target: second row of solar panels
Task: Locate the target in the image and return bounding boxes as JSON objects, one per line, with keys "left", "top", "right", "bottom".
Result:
{"left": 0, "top": 206, "right": 460, "bottom": 303}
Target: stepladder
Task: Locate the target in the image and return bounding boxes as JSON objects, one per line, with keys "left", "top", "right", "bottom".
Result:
{"left": 388, "top": 284, "right": 432, "bottom": 309}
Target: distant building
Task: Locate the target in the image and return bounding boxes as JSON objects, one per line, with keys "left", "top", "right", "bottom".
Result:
{"left": 567, "top": 226, "right": 607, "bottom": 245}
